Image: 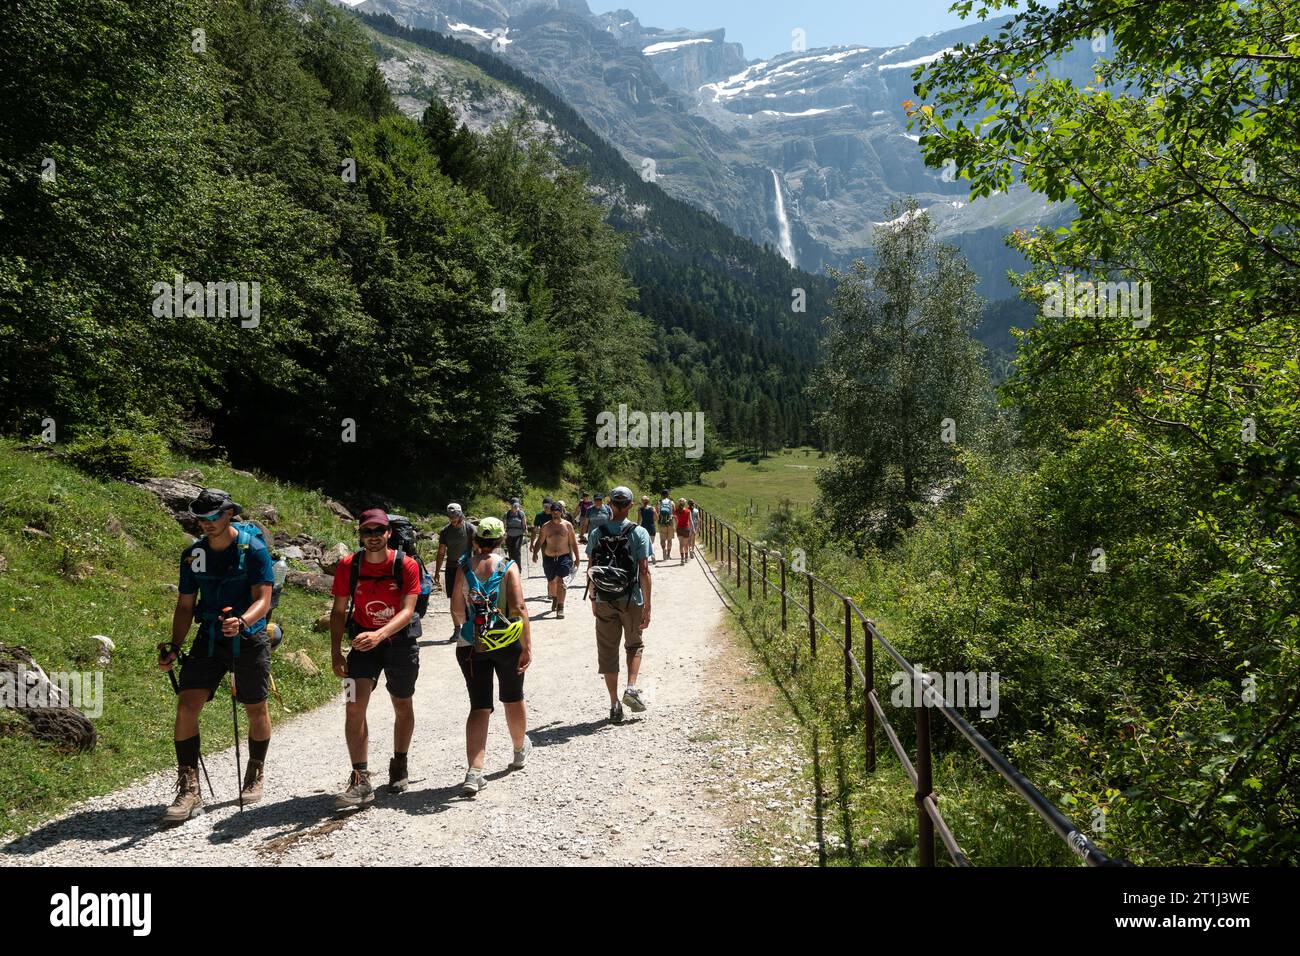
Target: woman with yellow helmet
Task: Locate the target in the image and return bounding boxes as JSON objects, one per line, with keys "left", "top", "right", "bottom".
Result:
{"left": 449, "top": 516, "right": 533, "bottom": 796}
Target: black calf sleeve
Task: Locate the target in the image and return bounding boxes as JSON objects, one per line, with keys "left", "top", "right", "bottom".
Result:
{"left": 249, "top": 737, "right": 269, "bottom": 763}
{"left": 175, "top": 734, "right": 200, "bottom": 769}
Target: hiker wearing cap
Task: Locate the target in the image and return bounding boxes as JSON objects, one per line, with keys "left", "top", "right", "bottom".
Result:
{"left": 158, "top": 489, "right": 275, "bottom": 823}
{"left": 586, "top": 486, "right": 653, "bottom": 723}
{"left": 638, "top": 495, "right": 657, "bottom": 564}
{"left": 530, "top": 497, "right": 552, "bottom": 558}
{"left": 656, "top": 489, "right": 675, "bottom": 561}
{"left": 434, "top": 503, "right": 477, "bottom": 642}
{"left": 585, "top": 493, "right": 612, "bottom": 538}
{"left": 503, "top": 498, "right": 528, "bottom": 568}
{"left": 328, "top": 509, "right": 422, "bottom": 806}
{"left": 532, "top": 499, "right": 579, "bottom": 618}
{"left": 450, "top": 517, "right": 533, "bottom": 795}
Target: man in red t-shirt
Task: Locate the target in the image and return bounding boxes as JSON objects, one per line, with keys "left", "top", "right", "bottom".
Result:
{"left": 329, "top": 509, "right": 421, "bottom": 807}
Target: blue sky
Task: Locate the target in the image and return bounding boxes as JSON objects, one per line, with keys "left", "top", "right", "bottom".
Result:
{"left": 589, "top": 0, "right": 983, "bottom": 59}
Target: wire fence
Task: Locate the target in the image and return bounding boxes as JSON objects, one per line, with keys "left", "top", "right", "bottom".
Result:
{"left": 698, "top": 507, "right": 1127, "bottom": 867}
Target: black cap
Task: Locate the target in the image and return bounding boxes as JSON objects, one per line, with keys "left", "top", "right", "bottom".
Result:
{"left": 188, "top": 487, "right": 240, "bottom": 518}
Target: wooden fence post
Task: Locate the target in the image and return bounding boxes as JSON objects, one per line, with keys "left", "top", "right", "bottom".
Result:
{"left": 807, "top": 572, "right": 816, "bottom": 661}
{"left": 780, "top": 558, "right": 787, "bottom": 631}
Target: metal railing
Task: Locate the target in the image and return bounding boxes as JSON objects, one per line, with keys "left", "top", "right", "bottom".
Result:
{"left": 698, "top": 507, "right": 1126, "bottom": 867}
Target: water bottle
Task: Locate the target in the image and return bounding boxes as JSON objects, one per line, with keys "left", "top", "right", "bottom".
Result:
{"left": 272, "top": 557, "right": 288, "bottom": 589}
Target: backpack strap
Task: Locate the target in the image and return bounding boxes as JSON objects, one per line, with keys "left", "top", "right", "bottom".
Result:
{"left": 235, "top": 524, "right": 252, "bottom": 574}
{"left": 346, "top": 549, "right": 365, "bottom": 622}
{"left": 392, "top": 551, "right": 405, "bottom": 591}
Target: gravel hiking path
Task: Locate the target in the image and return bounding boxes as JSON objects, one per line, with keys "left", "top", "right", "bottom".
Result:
{"left": 2, "top": 546, "right": 811, "bottom": 867}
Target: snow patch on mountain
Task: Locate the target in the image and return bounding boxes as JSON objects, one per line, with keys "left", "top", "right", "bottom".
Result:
{"left": 878, "top": 47, "right": 956, "bottom": 70}
{"left": 643, "top": 38, "right": 713, "bottom": 55}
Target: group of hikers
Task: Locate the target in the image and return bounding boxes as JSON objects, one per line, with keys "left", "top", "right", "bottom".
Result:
{"left": 157, "top": 484, "right": 700, "bottom": 822}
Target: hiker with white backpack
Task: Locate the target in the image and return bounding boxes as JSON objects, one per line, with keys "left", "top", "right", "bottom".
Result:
{"left": 449, "top": 517, "right": 533, "bottom": 795}
{"left": 586, "top": 486, "right": 653, "bottom": 723}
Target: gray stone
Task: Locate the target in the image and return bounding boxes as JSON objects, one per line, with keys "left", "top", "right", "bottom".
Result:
{"left": 132, "top": 477, "right": 204, "bottom": 533}
{"left": 285, "top": 570, "right": 333, "bottom": 594}
{"left": 285, "top": 649, "right": 319, "bottom": 676}
{"left": 87, "top": 635, "right": 114, "bottom": 667}
{"left": 324, "top": 499, "right": 355, "bottom": 522}
{"left": 321, "top": 543, "right": 351, "bottom": 575}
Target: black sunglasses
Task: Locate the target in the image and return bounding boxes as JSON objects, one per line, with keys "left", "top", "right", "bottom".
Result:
{"left": 360, "top": 526, "right": 388, "bottom": 537}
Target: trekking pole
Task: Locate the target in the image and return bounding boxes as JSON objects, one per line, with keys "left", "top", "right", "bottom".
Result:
{"left": 220, "top": 607, "right": 244, "bottom": 812}
{"left": 158, "top": 642, "right": 216, "bottom": 799}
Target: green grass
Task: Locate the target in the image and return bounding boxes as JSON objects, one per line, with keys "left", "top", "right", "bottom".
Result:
{"left": 677, "top": 447, "right": 823, "bottom": 533}
{"left": 717, "top": 584, "right": 1078, "bottom": 866}
{"left": 0, "top": 440, "right": 403, "bottom": 838}
{"left": 687, "top": 446, "right": 1080, "bottom": 866}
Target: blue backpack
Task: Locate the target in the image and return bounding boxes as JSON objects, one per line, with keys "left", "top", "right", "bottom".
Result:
{"left": 190, "top": 521, "right": 281, "bottom": 656}
{"left": 458, "top": 554, "right": 515, "bottom": 646}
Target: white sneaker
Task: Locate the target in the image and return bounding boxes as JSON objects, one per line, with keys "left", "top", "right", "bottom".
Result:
{"left": 621, "top": 686, "right": 648, "bottom": 713}
{"left": 462, "top": 768, "right": 486, "bottom": 796}
{"left": 510, "top": 735, "right": 532, "bottom": 770}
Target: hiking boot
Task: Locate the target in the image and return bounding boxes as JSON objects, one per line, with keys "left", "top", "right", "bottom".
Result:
{"left": 509, "top": 735, "right": 532, "bottom": 770}
{"left": 162, "top": 766, "right": 203, "bottom": 824}
{"left": 609, "top": 701, "right": 624, "bottom": 724}
{"left": 622, "top": 686, "right": 648, "bottom": 713}
{"left": 240, "top": 759, "right": 264, "bottom": 804}
{"left": 389, "top": 755, "right": 409, "bottom": 793}
{"left": 462, "top": 768, "right": 486, "bottom": 796}
{"left": 335, "top": 769, "right": 374, "bottom": 808}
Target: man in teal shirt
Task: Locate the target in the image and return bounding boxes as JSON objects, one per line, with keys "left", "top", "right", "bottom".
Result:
{"left": 585, "top": 486, "right": 653, "bottom": 723}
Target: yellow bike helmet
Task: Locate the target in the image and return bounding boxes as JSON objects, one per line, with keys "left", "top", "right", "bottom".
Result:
{"left": 476, "top": 614, "right": 523, "bottom": 652}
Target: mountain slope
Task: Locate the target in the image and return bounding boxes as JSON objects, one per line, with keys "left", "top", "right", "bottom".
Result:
{"left": 351, "top": 0, "right": 1087, "bottom": 300}
{"left": 360, "top": 10, "right": 834, "bottom": 446}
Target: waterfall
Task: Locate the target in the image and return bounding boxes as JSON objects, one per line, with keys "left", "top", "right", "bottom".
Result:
{"left": 770, "top": 169, "right": 797, "bottom": 267}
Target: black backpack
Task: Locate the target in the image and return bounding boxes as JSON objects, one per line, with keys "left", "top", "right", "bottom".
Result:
{"left": 386, "top": 514, "right": 433, "bottom": 617}
{"left": 589, "top": 522, "right": 639, "bottom": 602}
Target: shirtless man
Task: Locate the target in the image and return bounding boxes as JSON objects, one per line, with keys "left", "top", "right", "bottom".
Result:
{"left": 531, "top": 499, "right": 580, "bottom": 618}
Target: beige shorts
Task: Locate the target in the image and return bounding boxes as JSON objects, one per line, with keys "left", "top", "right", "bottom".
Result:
{"left": 594, "top": 599, "right": 644, "bottom": 674}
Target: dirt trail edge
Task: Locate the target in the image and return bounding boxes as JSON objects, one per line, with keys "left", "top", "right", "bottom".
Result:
{"left": 2, "top": 547, "right": 812, "bottom": 867}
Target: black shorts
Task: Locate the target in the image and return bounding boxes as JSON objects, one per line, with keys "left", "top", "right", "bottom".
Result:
{"left": 346, "top": 632, "right": 420, "bottom": 699}
{"left": 178, "top": 633, "right": 271, "bottom": 705}
{"left": 456, "top": 644, "right": 524, "bottom": 712}
{"left": 443, "top": 565, "right": 458, "bottom": 595}
{"left": 542, "top": 554, "right": 573, "bottom": 581}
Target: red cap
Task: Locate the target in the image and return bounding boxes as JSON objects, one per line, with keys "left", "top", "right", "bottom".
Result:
{"left": 358, "top": 509, "right": 390, "bottom": 528}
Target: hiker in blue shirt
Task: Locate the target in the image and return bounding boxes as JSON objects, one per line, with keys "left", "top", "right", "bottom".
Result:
{"left": 585, "top": 486, "right": 653, "bottom": 723}
{"left": 158, "top": 488, "right": 275, "bottom": 823}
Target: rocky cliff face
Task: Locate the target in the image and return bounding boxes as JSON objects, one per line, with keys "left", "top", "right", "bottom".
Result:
{"left": 351, "top": 0, "right": 1088, "bottom": 296}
